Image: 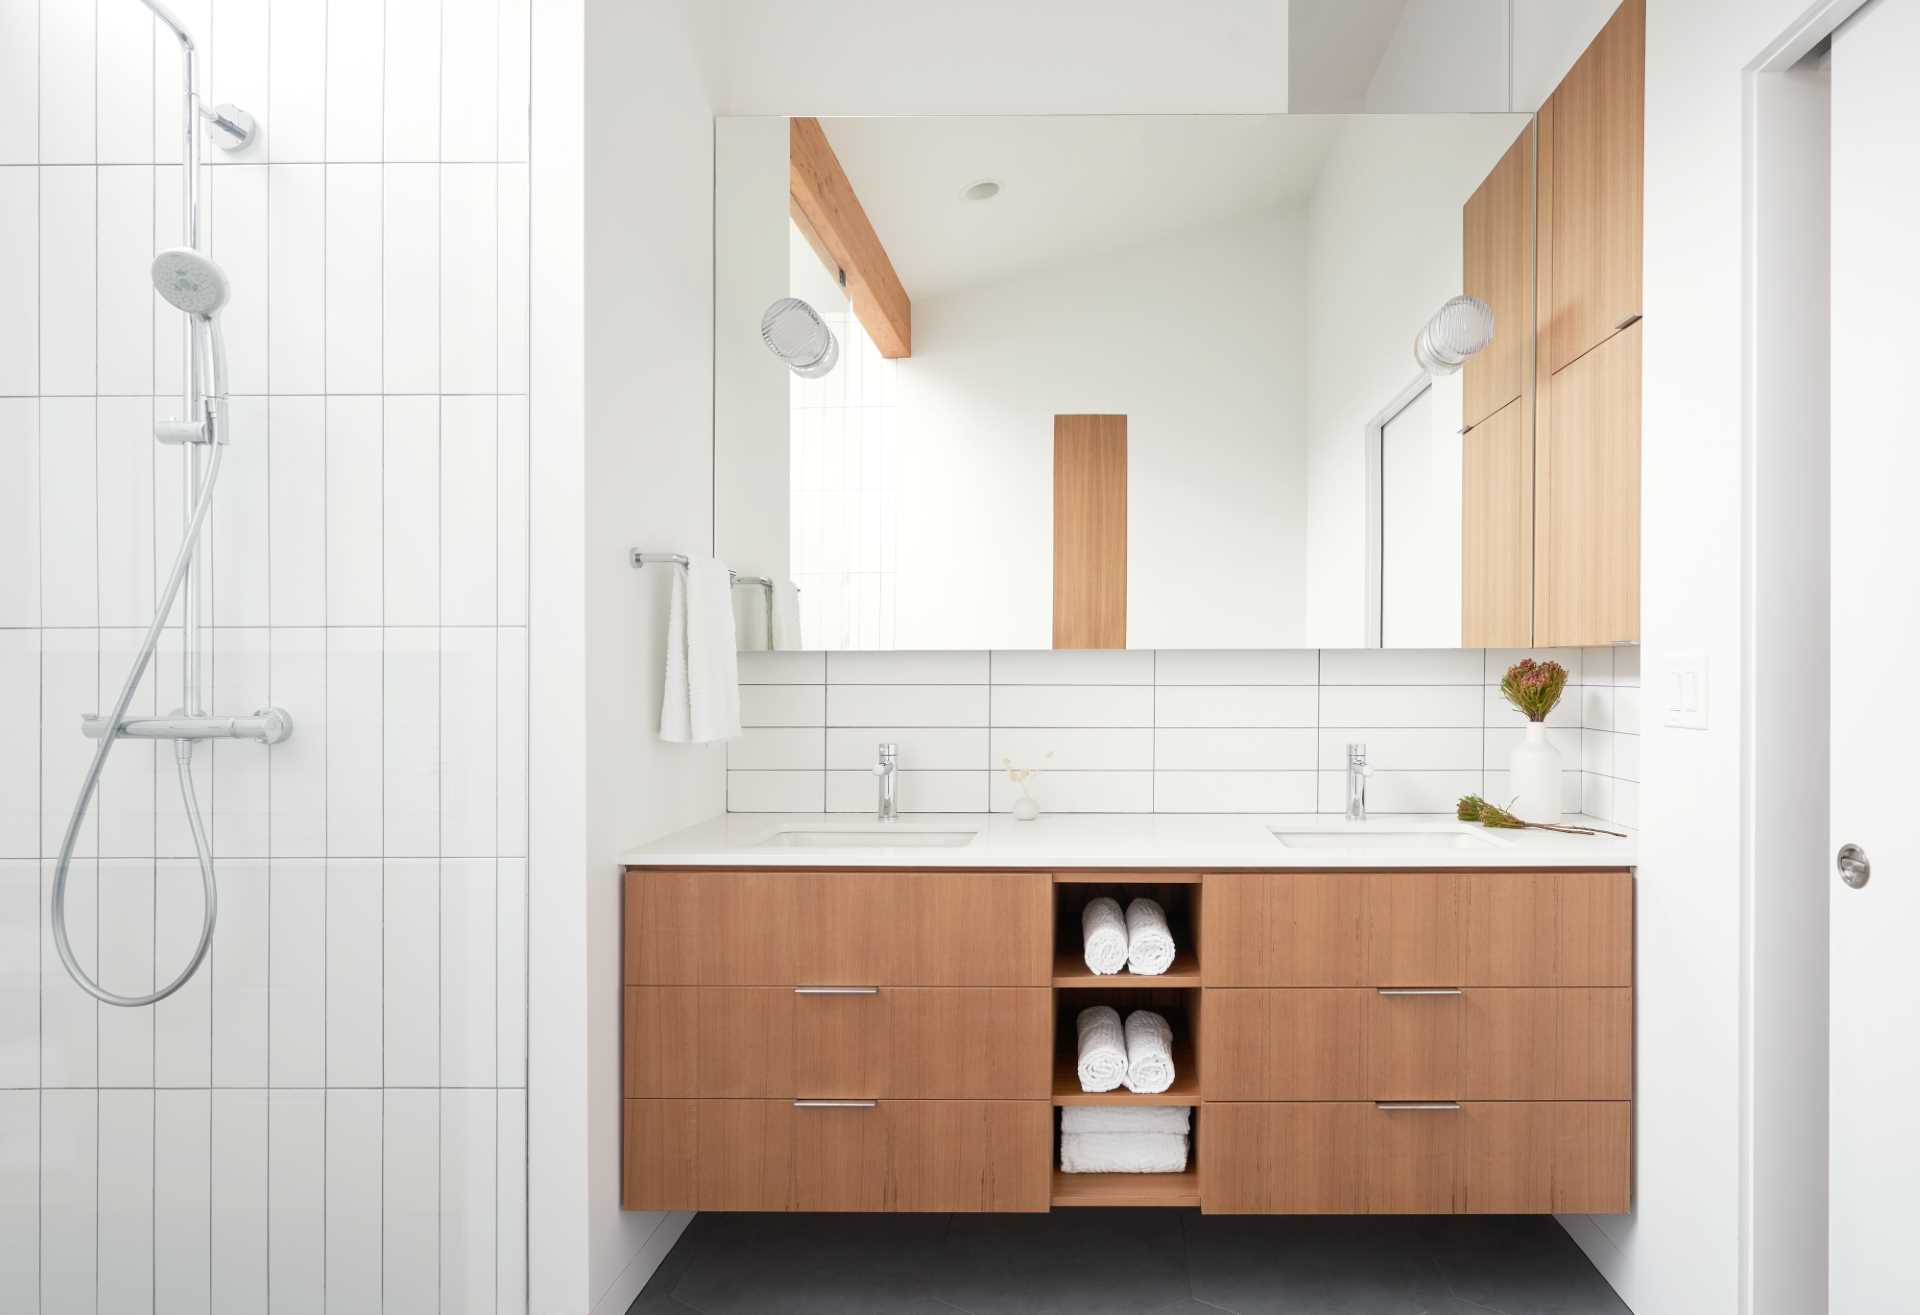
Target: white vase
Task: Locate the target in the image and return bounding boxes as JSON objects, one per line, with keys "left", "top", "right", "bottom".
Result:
{"left": 1507, "top": 721, "right": 1563, "bottom": 821}
{"left": 1010, "top": 787, "right": 1040, "bottom": 821}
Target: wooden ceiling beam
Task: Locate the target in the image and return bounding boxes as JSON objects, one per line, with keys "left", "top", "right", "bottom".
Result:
{"left": 789, "top": 116, "right": 913, "bottom": 359}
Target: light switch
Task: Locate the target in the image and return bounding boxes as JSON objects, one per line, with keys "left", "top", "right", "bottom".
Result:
{"left": 1665, "top": 651, "right": 1709, "bottom": 729}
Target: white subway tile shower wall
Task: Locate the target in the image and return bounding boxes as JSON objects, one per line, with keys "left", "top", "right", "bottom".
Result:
{"left": 0, "top": 2, "right": 531, "bottom": 1311}
{"left": 732, "top": 647, "right": 1639, "bottom": 825}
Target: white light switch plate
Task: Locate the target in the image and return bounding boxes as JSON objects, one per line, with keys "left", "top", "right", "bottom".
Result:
{"left": 1665, "top": 651, "right": 1709, "bottom": 729}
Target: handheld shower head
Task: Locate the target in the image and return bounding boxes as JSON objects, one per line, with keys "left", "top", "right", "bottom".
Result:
{"left": 761, "top": 298, "right": 839, "bottom": 378}
{"left": 152, "top": 248, "right": 231, "bottom": 318}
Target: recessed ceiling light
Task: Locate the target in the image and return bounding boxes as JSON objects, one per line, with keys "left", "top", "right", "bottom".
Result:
{"left": 961, "top": 179, "right": 1001, "bottom": 202}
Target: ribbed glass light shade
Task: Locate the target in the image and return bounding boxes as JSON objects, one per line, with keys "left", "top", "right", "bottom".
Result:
{"left": 761, "top": 297, "right": 840, "bottom": 379}
{"left": 1413, "top": 295, "right": 1495, "bottom": 376}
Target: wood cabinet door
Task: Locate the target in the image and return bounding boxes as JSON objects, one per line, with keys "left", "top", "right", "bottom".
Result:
{"left": 1366, "top": 1104, "right": 1461, "bottom": 1213}
{"left": 1463, "top": 123, "right": 1535, "bottom": 430}
{"left": 1464, "top": 871, "right": 1634, "bottom": 985}
{"left": 1203, "top": 873, "right": 1366, "bottom": 986}
{"left": 889, "top": 1101, "right": 1050, "bottom": 1212}
{"left": 1366, "top": 874, "right": 1464, "bottom": 987}
{"left": 1461, "top": 398, "right": 1534, "bottom": 648}
{"left": 1537, "top": 322, "right": 1641, "bottom": 646}
{"left": 895, "top": 875, "right": 1051, "bottom": 986}
{"left": 1202, "top": 1103, "right": 1368, "bottom": 1214}
{"left": 890, "top": 988, "right": 1051, "bottom": 1098}
{"left": 1546, "top": 0, "right": 1643, "bottom": 373}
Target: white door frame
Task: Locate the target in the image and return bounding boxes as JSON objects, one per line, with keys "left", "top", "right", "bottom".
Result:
{"left": 1740, "top": 4, "right": 1868, "bottom": 1313}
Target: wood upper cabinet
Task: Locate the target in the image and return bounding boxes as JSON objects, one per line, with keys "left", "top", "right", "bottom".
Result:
{"left": 1545, "top": 0, "right": 1645, "bottom": 374}
{"left": 1537, "top": 321, "right": 1641, "bottom": 646}
{"left": 1461, "top": 398, "right": 1534, "bottom": 648}
{"left": 1463, "top": 123, "right": 1535, "bottom": 431}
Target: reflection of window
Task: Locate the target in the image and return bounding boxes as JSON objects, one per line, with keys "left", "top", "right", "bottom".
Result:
{"left": 789, "top": 305, "right": 897, "bottom": 649}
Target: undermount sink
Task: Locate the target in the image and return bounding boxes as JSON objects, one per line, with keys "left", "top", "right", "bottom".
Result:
{"left": 1269, "top": 824, "right": 1506, "bottom": 851}
{"left": 759, "top": 828, "right": 979, "bottom": 849}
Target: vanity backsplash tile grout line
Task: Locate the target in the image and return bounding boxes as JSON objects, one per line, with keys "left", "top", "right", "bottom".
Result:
{"left": 727, "top": 647, "right": 1639, "bottom": 826}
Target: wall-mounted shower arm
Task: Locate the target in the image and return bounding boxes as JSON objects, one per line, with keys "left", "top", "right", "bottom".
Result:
{"left": 137, "top": 0, "right": 196, "bottom": 49}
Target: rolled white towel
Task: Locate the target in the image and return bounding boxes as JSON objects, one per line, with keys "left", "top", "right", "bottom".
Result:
{"left": 1124, "top": 897, "right": 1176, "bottom": 976}
{"left": 1081, "top": 897, "right": 1128, "bottom": 976}
{"left": 1060, "top": 1106, "right": 1190, "bottom": 1136}
{"left": 1123, "top": 1009, "right": 1176, "bottom": 1095}
{"left": 1075, "top": 1005, "right": 1128, "bottom": 1092}
{"left": 1059, "top": 1132, "right": 1190, "bottom": 1174}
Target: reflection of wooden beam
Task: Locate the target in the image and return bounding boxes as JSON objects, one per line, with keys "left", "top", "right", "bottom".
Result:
{"left": 789, "top": 117, "right": 912, "bottom": 359}
{"left": 1053, "top": 416, "right": 1128, "bottom": 649}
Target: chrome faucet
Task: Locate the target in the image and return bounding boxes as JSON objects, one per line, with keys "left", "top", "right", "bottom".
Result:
{"left": 872, "top": 742, "right": 899, "bottom": 822}
{"left": 1345, "top": 743, "right": 1371, "bottom": 822}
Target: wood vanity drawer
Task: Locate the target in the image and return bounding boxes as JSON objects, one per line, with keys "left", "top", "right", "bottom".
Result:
{"left": 624, "top": 871, "right": 1052, "bottom": 986}
{"left": 623, "top": 986, "right": 1051, "bottom": 1099}
{"left": 621, "top": 1098, "right": 1050, "bottom": 1212}
{"left": 1201, "top": 871, "right": 1632, "bottom": 987}
{"left": 1199, "top": 1101, "right": 1630, "bottom": 1214}
{"left": 1202, "top": 988, "right": 1631, "bottom": 1101}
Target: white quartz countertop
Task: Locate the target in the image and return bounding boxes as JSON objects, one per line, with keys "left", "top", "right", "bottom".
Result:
{"left": 623, "top": 813, "right": 1636, "bottom": 870}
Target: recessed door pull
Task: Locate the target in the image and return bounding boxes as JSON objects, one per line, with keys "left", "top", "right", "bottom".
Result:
{"left": 1377, "top": 987, "right": 1463, "bottom": 996}
{"left": 1615, "top": 312, "right": 1642, "bottom": 331}
{"left": 792, "top": 986, "right": 880, "bottom": 995}
{"left": 1376, "top": 1102, "right": 1461, "bottom": 1112}
{"left": 792, "top": 1100, "right": 878, "bottom": 1109}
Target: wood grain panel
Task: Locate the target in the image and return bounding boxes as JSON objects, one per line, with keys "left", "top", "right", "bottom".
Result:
{"left": 622, "top": 987, "right": 700, "bottom": 1098}
{"left": 791, "top": 1102, "right": 890, "bottom": 1211}
{"left": 1552, "top": 1101, "right": 1632, "bottom": 1212}
{"left": 1461, "top": 397, "right": 1534, "bottom": 647}
{"left": 1532, "top": 92, "right": 1558, "bottom": 636}
{"left": 1276, "top": 873, "right": 1369, "bottom": 985}
{"left": 1269, "top": 990, "right": 1368, "bottom": 1099}
{"left": 889, "top": 1101, "right": 1050, "bottom": 1212}
{"left": 697, "top": 988, "right": 796, "bottom": 1097}
{"left": 792, "top": 873, "right": 901, "bottom": 985}
{"left": 891, "top": 988, "right": 1050, "bottom": 1098}
{"left": 1201, "top": 989, "right": 1273, "bottom": 1100}
{"left": 696, "top": 873, "right": 799, "bottom": 985}
{"left": 1366, "top": 1104, "right": 1460, "bottom": 1213}
{"left": 1461, "top": 988, "right": 1557, "bottom": 1101}
{"left": 1201, "top": 874, "right": 1272, "bottom": 985}
{"left": 897, "top": 874, "right": 1052, "bottom": 985}
{"left": 1202, "top": 1103, "right": 1368, "bottom": 1214}
{"left": 1538, "top": 321, "right": 1640, "bottom": 646}
{"left": 1366, "top": 873, "right": 1464, "bottom": 987}
{"left": 1464, "top": 870, "right": 1634, "bottom": 984}
{"left": 1463, "top": 122, "right": 1535, "bottom": 429}
{"left": 1553, "top": 870, "right": 1635, "bottom": 986}
{"left": 621, "top": 1099, "right": 698, "bottom": 1210}
{"left": 1461, "top": 1102, "right": 1554, "bottom": 1212}
{"left": 789, "top": 117, "right": 912, "bottom": 358}
{"left": 1052, "top": 415, "right": 1128, "bottom": 649}
{"left": 698, "top": 1100, "right": 795, "bottom": 1211}
{"left": 1367, "top": 992, "right": 1464, "bottom": 1099}
{"left": 1546, "top": 0, "right": 1644, "bottom": 373}
{"left": 793, "top": 990, "right": 891, "bottom": 1098}
{"left": 1553, "top": 988, "right": 1633, "bottom": 1100}
{"left": 625, "top": 871, "right": 701, "bottom": 984}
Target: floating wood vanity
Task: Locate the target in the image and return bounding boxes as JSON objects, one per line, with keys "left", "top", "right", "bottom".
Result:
{"left": 622, "top": 864, "right": 1632, "bottom": 1214}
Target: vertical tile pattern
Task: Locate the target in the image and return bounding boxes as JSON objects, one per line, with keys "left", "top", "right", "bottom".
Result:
{"left": 732, "top": 646, "right": 1639, "bottom": 821}
{"left": 3, "top": 5, "right": 532, "bottom": 1311}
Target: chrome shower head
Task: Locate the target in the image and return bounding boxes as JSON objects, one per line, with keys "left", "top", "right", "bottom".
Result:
{"left": 761, "top": 298, "right": 839, "bottom": 378}
{"left": 152, "top": 248, "right": 231, "bottom": 317}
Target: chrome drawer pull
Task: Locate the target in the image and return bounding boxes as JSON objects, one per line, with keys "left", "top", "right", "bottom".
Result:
{"left": 792, "top": 1100, "right": 878, "bottom": 1109}
{"left": 1376, "top": 988, "right": 1462, "bottom": 996}
{"left": 793, "top": 986, "right": 880, "bottom": 995}
{"left": 1376, "top": 1102, "right": 1461, "bottom": 1112}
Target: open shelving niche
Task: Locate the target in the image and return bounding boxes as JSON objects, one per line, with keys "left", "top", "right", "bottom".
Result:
{"left": 1049, "top": 873, "right": 1205, "bottom": 1208}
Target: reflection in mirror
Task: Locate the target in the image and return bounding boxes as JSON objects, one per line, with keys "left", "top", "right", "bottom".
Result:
{"left": 715, "top": 113, "right": 1531, "bottom": 650}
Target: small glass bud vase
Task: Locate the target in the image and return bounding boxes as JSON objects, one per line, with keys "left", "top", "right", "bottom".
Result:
{"left": 1507, "top": 721, "right": 1563, "bottom": 821}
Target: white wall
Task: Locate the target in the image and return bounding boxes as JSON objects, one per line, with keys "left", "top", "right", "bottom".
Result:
{"left": 575, "top": 0, "right": 725, "bottom": 1311}
{"left": 892, "top": 208, "right": 1309, "bottom": 650}
{"left": 1303, "top": 115, "right": 1522, "bottom": 646}
{"left": 0, "top": 2, "right": 532, "bottom": 1311}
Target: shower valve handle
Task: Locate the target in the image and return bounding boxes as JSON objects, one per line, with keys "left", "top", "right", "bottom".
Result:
{"left": 155, "top": 419, "right": 210, "bottom": 446}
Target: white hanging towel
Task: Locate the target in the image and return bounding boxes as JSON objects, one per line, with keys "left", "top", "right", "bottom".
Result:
{"left": 1074, "top": 1005, "right": 1128, "bottom": 1093}
{"left": 1122, "top": 1009, "right": 1176, "bottom": 1095}
{"left": 1059, "top": 1106, "right": 1190, "bottom": 1136}
{"left": 1080, "top": 897, "right": 1128, "bottom": 975}
{"left": 659, "top": 557, "right": 742, "bottom": 744}
{"left": 1124, "top": 897, "right": 1176, "bottom": 976}
{"left": 732, "top": 581, "right": 770, "bottom": 652}
{"left": 1058, "top": 1132, "right": 1189, "bottom": 1174}
{"left": 770, "top": 581, "right": 803, "bottom": 650}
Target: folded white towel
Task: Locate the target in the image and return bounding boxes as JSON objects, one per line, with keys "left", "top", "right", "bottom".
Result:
{"left": 660, "top": 558, "right": 742, "bottom": 744}
{"left": 1059, "top": 1132, "right": 1189, "bottom": 1174}
{"left": 1081, "top": 897, "right": 1128, "bottom": 975}
{"left": 1075, "top": 1005, "right": 1128, "bottom": 1093}
{"left": 1060, "top": 1106, "right": 1190, "bottom": 1136}
{"left": 1124, "top": 897, "right": 1176, "bottom": 976}
{"left": 731, "top": 582, "right": 770, "bottom": 652}
{"left": 1123, "top": 1009, "right": 1175, "bottom": 1095}
{"left": 770, "top": 581, "right": 803, "bottom": 650}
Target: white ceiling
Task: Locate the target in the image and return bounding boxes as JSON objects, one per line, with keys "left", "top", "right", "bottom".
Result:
{"left": 818, "top": 115, "right": 1343, "bottom": 299}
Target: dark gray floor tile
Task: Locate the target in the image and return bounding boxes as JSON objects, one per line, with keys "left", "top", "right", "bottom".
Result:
{"left": 665, "top": 1213, "right": 953, "bottom": 1315}
{"left": 1183, "top": 1215, "right": 1454, "bottom": 1315}
{"left": 934, "top": 1209, "right": 1191, "bottom": 1315}
{"left": 1417, "top": 1217, "right": 1631, "bottom": 1315}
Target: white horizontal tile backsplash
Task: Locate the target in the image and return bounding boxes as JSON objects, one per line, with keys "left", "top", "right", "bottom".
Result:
{"left": 731, "top": 646, "right": 1639, "bottom": 821}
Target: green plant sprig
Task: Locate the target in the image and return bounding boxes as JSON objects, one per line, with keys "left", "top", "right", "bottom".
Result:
{"left": 1457, "top": 794, "right": 1627, "bottom": 838}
